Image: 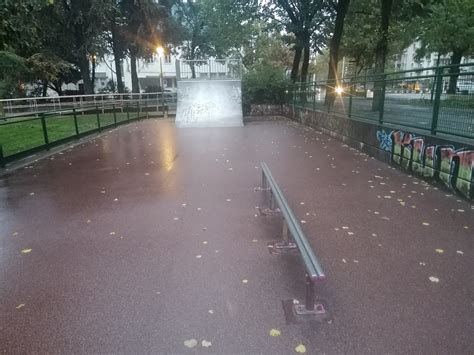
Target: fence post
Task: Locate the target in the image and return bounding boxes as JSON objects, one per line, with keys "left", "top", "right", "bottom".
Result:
{"left": 96, "top": 106, "right": 101, "bottom": 131}
{"left": 348, "top": 81, "right": 353, "bottom": 118}
{"left": 312, "top": 82, "right": 316, "bottom": 112}
{"left": 126, "top": 104, "right": 130, "bottom": 122}
{"left": 327, "top": 81, "right": 331, "bottom": 113}
{"left": 40, "top": 113, "right": 49, "bottom": 149}
{"left": 0, "top": 144, "right": 5, "bottom": 168}
{"left": 136, "top": 102, "right": 140, "bottom": 119}
{"left": 431, "top": 67, "right": 444, "bottom": 135}
{"left": 292, "top": 85, "right": 296, "bottom": 108}
{"left": 73, "top": 108, "right": 79, "bottom": 137}
{"left": 113, "top": 104, "right": 117, "bottom": 126}
{"left": 378, "top": 74, "right": 386, "bottom": 124}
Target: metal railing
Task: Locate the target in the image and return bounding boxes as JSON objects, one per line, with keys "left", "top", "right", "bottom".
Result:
{"left": 176, "top": 58, "right": 242, "bottom": 80}
{"left": 0, "top": 92, "right": 177, "bottom": 119}
{"left": 259, "top": 162, "right": 327, "bottom": 318}
{"left": 0, "top": 103, "right": 152, "bottom": 167}
{"left": 288, "top": 63, "right": 474, "bottom": 139}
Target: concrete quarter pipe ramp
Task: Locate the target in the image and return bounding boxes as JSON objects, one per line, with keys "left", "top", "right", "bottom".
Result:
{"left": 175, "top": 80, "right": 243, "bottom": 127}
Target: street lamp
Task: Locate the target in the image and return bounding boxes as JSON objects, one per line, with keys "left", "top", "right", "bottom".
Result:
{"left": 156, "top": 46, "right": 165, "bottom": 92}
{"left": 156, "top": 46, "right": 165, "bottom": 116}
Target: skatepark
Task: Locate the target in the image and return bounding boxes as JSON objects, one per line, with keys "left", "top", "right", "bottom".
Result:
{"left": 0, "top": 59, "right": 472, "bottom": 353}
{"left": 1, "top": 112, "right": 473, "bottom": 352}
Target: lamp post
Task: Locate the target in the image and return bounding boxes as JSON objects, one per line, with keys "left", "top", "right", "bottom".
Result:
{"left": 156, "top": 46, "right": 165, "bottom": 115}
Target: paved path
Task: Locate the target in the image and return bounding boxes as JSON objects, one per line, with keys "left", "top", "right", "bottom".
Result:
{"left": 0, "top": 119, "right": 472, "bottom": 353}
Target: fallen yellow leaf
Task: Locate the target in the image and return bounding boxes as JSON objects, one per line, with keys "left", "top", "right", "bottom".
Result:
{"left": 295, "top": 344, "right": 307, "bottom": 353}
{"left": 21, "top": 249, "right": 32, "bottom": 254}
{"left": 269, "top": 329, "right": 281, "bottom": 337}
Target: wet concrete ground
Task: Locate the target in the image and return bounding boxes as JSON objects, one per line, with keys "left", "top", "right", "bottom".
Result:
{"left": 0, "top": 119, "right": 472, "bottom": 354}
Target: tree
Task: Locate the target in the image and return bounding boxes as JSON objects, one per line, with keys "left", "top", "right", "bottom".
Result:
{"left": 0, "top": 0, "right": 49, "bottom": 54}
{"left": 0, "top": 51, "right": 29, "bottom": 98}
{"left": 175, "top": 0, "right": 257, "bottom": 78}
{"left": 262, "top": 0, "right": 331, "bottom": 83}
{"left": 51, "top": 0, "right": 114, "bottom": 94}
{"left": 324, "top": 0, "right": 351, "bottom": 105}
{"left": 417, "top": 0, "right": 474, "bottom": 93}
{"left": 242, "top": 24, "right": 293, "bottom": 71}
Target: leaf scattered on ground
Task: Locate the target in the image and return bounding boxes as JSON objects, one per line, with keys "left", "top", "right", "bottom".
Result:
{"left": 429, "top": 276, "right": 440, "bottom": 283}
{"left": 435, "top": 249, "right": 444, "bottom": 254}
{"left": 21, "top": 249, "right": 32, "bottom": 254}
{"left": 16, "top": 304, "right": 25, "bottom": 309}
{"left": 184, "top": 339, "right": 198, "bottom": 348}
{"left": 202, "top": 340, "right": 212, "bottom": 348}
{"left": 269, "top": 329, "right": 281, "bottom": 337}
{"left": 295, "top": 344, "right": 307, "bottom": 353}
{"left": 242, "top": 279, "right": 248, "bottom": 284}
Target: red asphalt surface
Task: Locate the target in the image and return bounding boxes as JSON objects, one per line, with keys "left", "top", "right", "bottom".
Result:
{"left": 0, "top": 118, "right": 472, "bottom": 353}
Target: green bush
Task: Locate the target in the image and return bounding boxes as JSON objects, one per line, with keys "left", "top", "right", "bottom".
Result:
{"left": 242, "top": 64, "right": 290, "bottom": 114}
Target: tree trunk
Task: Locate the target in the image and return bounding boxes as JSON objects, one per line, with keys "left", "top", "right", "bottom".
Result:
{"left": 111, "top": 23, "right": 125, "bottom": 93}
{"left": 447, "top": 49, "right": 463, "bottom": 94}
{"left": 324, "top": 0, "right": 351, "bottom": 106}
{"left": 291, "top": 46, "right": 303, "bottom": 82}
{"left": 300, "top": 45, "right": 311, "bottom": 104}
{"left": 130, "top": 50, "right": 140, "bottom": 93}
{"left": 371, "top": 0, "right": 393, "bottom": 111}
{"left": 301, "top": 45, "right": 311, "bottom": 83}
{"left": 91, "top": 57, "right": 96, "bottom": 94}
{"left": 190, "top": 46, "right": 196, "bottom": 79}
{"left": 42, "top": 81, "right": 48, "bottom": 97}
{"left": 78, "top": 52, "right": 93, "bottom": 95}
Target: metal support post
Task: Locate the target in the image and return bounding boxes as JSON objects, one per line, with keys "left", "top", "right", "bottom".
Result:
{"left": 96, "top": 106, "right": 101, "bottom": 131}
{"left": 379, "top": 74, "right": 386, "bottom": 124}
{"left": 292, "top": 275, "right": 327, "bottom": 316}
{"left": 348, "top": 83, "right": 353, "bottom": 118}
{"left": 0, "top": 144, "right": 5, "bottom": 168}
{"left": 73, "top": 108, "right": 79, "bottom": 137}
{"left": 270, "top": 221, "right": 297, "bottom": 252}
{"left": 305, "top": 275, "right": 315, "bottom": 311}
{"left": 40, "top": 114, "right": 49, "bottom": 149}
{"left": 270, "top": 191, "right": 275, "bottom": 210}
{"left": 312, "top": 83, "right": 317, "bottom": 112}
{"left": 113, "top": 104, "right": 117, "bottom": 126}
{"left": 126, "top": 104, "right": 130, "bottom": 122}
{"left": 431, "top": 67, "right": 444, "bottom": 135}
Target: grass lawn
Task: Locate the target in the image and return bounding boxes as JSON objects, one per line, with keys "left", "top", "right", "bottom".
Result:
{"left": 0, "top": 111, "right": 136, "bottom": 157}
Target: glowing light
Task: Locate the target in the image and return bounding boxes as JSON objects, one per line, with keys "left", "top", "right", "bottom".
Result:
{"left": 156, "top": 46, "right": 164, "bottom": 56}
{"left": 335, "top": 86, "right": 344, "bottom": 95}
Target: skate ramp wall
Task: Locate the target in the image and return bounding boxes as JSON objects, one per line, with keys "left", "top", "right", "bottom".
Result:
{"left": 175, "top": 80, "right": 243, "bottom": 127}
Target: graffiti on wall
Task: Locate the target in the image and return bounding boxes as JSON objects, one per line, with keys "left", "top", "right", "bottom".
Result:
{"left": 377, "top": 130, "right": 474, "bottom": 200}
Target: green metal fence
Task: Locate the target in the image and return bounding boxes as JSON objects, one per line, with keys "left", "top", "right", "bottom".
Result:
{"left": 288, "top": 63, "right": 474, "bottom": 140}
{"left": 0, "top": 103, "right": 148, "bottom": 167}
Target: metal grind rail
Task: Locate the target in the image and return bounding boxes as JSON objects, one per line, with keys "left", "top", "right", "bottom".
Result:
{"left": 259, "top": 162, "right": 328, "bottom": 321}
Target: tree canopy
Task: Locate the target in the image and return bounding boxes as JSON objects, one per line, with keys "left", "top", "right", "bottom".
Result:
{"left": 0, "top": 0, "right": 472, "bottom": 99}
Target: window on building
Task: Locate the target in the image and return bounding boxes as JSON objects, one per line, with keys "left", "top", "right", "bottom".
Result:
{"left": 165, "top": 55, "right": 171, "bottom": 64}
